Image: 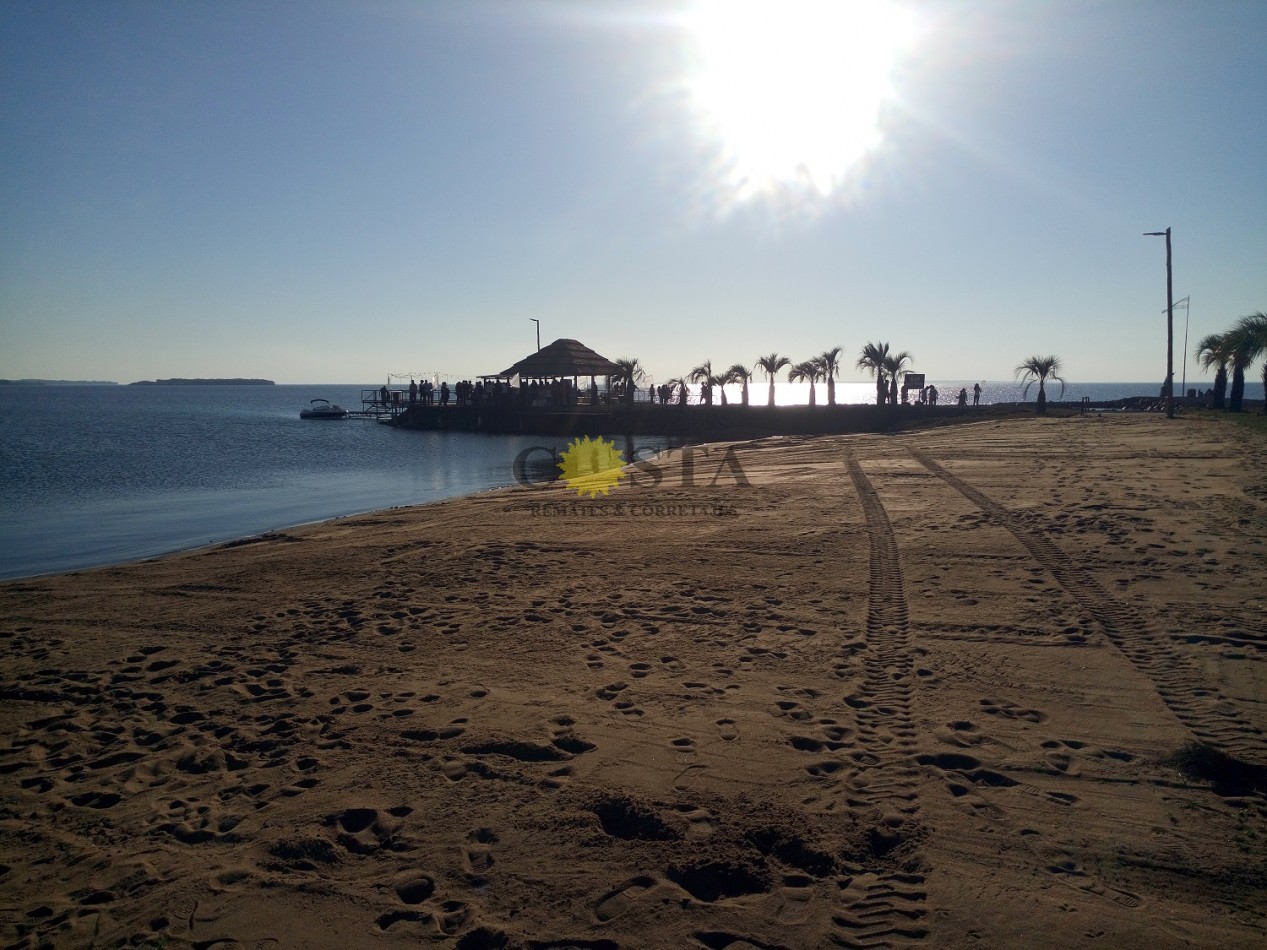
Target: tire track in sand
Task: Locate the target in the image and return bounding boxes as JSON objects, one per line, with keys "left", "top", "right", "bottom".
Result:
{"left": 833, "top": 455, "right": 929, "bottom": 948}
{"left": 909, "top": 448, "right": 1267, "bottom": 766}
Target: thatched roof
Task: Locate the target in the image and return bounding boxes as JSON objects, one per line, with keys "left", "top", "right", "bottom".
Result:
{"left": 497, "top": 338, "right": 621, "bottom": 379}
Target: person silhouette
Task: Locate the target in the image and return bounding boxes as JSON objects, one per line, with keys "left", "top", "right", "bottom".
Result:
{"left": 973, "top": 382, "right": 981, "bottom": 406}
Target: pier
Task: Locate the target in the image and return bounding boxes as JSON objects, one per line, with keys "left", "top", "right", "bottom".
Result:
{"left": 339, "top": 388, "right": 413, "bottom": 420}
{"left": 370, "top": 338, "right": 1220, "bottom": 437}
{"left": 392, "top": 400, "right": 988, "bottom": 438}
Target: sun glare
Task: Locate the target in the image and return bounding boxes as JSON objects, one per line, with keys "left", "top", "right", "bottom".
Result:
{"left": 683, "top": 0, "right": 914, "bottom": 214}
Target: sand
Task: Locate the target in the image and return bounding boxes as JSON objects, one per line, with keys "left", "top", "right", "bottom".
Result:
{"left": 1, "top": 413, "right": 1265, "bottom": 949}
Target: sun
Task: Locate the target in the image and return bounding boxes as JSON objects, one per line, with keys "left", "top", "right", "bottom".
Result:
{"left": 683, "top": 0, "right": 914, "bottom": 212}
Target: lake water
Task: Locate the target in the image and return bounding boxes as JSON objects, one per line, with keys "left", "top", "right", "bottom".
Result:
{"left": 0, "top": 384, "right": 675, "bottom": 580}
{"left": 0, "top": 380, "right": 1257, "bottom": 580}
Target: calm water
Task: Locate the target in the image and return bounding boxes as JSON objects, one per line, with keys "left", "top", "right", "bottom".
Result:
{"left": 1, "top": 381, "right": 1258, "bottom": 580}
{"left": 0, "top": 384, "right": 673, "bottom": 580}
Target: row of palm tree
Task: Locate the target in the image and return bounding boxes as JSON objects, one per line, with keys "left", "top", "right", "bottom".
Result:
{"left": 611, "top": 344, "right": 920, "bottom": 407}
{"left": 616, "top": 345, "right": 1082, "bottom": 414}
{"left": 1194, "top": 312, "right": 1267, "bottom": 412}
{"left": 674, "top": 344, "right": 918, "bottom": 408}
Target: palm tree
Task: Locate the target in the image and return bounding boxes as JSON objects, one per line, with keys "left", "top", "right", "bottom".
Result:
{"left": 611, "top": 357, "right": 645, "bottom": 407}
{"left": 818, "top": 347, "right": 844, "bottom": 405}
{"left": 726, "top": 363, "right": 754, "bottom": 407}
{"left": 1195, "top": 332, "right": 1230, "bottom": 410}
{"left": 1015, "top": 354, "right": 1066, "bottom": 414}
{"left": 788, "top": 359, "right": 822, "bottom": 407}
{"left": 665, "top": 377, "right": 689, "bottom": 406}
{"left": 1229, "top": 312, "right": 1267, "bottom": 413}
{"left": 857, "top": 341, "right": 891, "bottom": 405}
{"left": 882, "top": 350, "right": 914, "bottom": 404}
{"left": 689, "top": 360, "right": 725, "bottom": 406}
{"left": 756, "top": 353, "right": 791, "bottom": 407}
{"left": 1224, "top": 325, "right": 1249, "bottom": 414}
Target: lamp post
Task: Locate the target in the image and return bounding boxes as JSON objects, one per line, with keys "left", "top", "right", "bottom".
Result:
{"left": 1171, "top": 296, "right": 1190, "bottom": 398}
{"left": 1144, "top": 228, "right": 1174, "bottom": 419}
{"left": 530, "top": 318, "right": 540, "bottom": 352}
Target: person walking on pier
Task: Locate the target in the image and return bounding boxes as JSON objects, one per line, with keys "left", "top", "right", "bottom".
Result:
{"left": 409, "top": 379, "right": 418, "bottom": 405}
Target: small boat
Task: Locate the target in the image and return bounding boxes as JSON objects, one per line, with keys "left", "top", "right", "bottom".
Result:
{"left": 299, "top": 398, "right": 348, "bottom": 419}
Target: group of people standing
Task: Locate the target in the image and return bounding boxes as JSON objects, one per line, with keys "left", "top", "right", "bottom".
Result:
{"left": 403, "top": 379, "right": 441, "bottom": 406}
{"left": 647, "top": 382, "right": 688, "bottom": 405}
{"left": 526, "top": 378, "right": 577, "bottom": 408}
{"left": 875, "top": 380, "right": 983, "bottom": 407}
{"left": 915, "top": 382, "right": 982, "bottom": 406}
{"left": 399, "top": 378, "right": 518, "bottom": 408}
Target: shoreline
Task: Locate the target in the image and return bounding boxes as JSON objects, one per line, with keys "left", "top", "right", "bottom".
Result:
{"left": 2, "top": 413, "right": 1265, "bottom": 947}
{"left": 0, "top": 411, "right": 1070, "bottom": 584}
{"left": 10, "top": 404, "right": 1257, "bottom": 584}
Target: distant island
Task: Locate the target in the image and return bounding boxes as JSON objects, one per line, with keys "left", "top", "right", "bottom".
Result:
{"left": 0, "top": 379, "right": 119, "bottom": 386}
{"left": 128, "top": 378, "right": 275, "bottom": 386}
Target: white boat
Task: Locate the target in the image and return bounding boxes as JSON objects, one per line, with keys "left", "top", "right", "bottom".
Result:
{"left": 299, "top": 398, "right": 348, "bottom": 419}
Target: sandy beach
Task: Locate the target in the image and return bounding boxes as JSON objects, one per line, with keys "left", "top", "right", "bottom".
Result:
{"left": 1, "top": 413, "right": 1265, "bottom": 949}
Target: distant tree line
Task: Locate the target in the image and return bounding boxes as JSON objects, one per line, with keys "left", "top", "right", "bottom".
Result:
{"left": 128, "top": 378, "right": 276, "bottom": 386}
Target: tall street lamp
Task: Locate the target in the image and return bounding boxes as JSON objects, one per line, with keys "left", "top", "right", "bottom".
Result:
{"left": 1171, "top": 296, "right": 1190, "bottom": 397}
{"left": 530, "top": 318, "right": 540, "bottom": 352}
{"left": 1144, "top": 228, "right": 1175, "bottom": 419}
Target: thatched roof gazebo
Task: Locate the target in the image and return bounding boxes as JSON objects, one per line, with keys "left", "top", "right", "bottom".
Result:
{"left": 496, "top": 338, "right": 620, "bottom": 381}
{"left": 484, "top": 338, "right": 622, "bottom": 410}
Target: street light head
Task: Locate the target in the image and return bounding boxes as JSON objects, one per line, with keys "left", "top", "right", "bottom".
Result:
{"left": 1143, "top": 231, "right": 1166, "bottom": 236}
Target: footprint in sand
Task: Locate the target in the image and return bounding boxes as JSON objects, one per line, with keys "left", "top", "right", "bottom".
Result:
{"left": 1045, "top": 857, "right": 1142, "bottom": 908}
{"left": 775, "top": 873, "right": 818, "bottom": 925}
{"left": 772, "top": 700, "right": 813, "bottom": 722}
{"left": 541, "top": 765, "right": 573, "bottom": 790}
{"left": 594, "top": 875, "right": 656, "bottom": 922}
{"left": 437, "top": 899, "right": 474, "bottom": 936}
{"left": 596, "top": 682, "right": 627, "bottom": 701}
{"left": 393, "top": 873, "right": 435, "bottom": 905}
{"left": 672, "top": 804, "right": 716, "bottom": 840}
{"left": 463, "top": 827, "right": 496, "bottom": 875}
{"left": 979, "top": 697, "right": 1048, "bottom": 724}
{"left": 944, "top": 781, "right": 1006, "bottom": 820}
{"left": 715, "top": 719, "right": 739, "bottom": 741}
{"left": 819, "top": 723, "right": 852, "bottom": 743}
{"left": 670, "top": 737, "right": 697, "bottom": 760}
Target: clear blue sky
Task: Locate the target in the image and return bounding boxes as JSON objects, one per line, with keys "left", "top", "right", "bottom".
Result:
{"left": 2, "top": 0, "right": 1264, "bottom": 385}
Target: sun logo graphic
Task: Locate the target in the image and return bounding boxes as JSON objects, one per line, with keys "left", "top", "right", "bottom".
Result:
{"left": 558, "top": 435, "right": 627, "bottom": 498}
